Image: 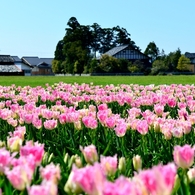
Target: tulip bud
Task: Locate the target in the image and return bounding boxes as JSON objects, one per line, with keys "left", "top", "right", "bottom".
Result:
{"left": 118, "top": 157, "right": 126, "bottom": 173}
{"left": 64, "top": 153, "right": 69, "bottom": 164}
{"left": 74, "top": 121, "right": 82, "bottom": 130}
{"left": 7, "top": 136, "right": 22, "bottom": 152}
{"left": 64, "top": 171, "right": 82, "bottom": 194}
{"left": 48, "top": 153, "right": 54, "bottom": 163}
{"left": 42, "top": 152, "right": 49, "bottom": 165}
{"left": 68, "top": 155, "right": 76, "bottom": 169}
{"left": 133, "top": 155, "right": 142, "bottom": 171}
{"left": 74, "top": 155, "right": 82, "bottom": 168}
{"left": 0, "top": 141, "right": 5, "bottom": 148}
{"left": 187, "top": 167, "right": 195, "bottom": 183}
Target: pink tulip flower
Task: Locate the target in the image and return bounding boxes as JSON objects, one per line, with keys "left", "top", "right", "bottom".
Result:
{"left": 28, "top": 181, "right": 58, "bottom": 195}
{"left": 100, "top": 155, "right": 118, "bottom": 176}
{"left": 40, "top": 163, "right": 61, "bottom": 184}
{"left": 0, "top": 148, "right": 11, "bottom": 173}
{"left": 5, "top": 164, "right": 33, "bottom": 191}
{"left": 173, "top": 144, "right": 195, "bottom": 169}
{"left": 43, "top": 119, "right": 57, "bottom": 130}
{"left": 82, "top": 116, "right": 98, "bottom": 129}
{"left": 72, "top": 163, "right": 105, "bottom": 195}
{"left": 138, "top": 163, "right": 176, "bottom": 195}
{"left": 136, "top": 120, "right": 148, "bottom": 135}
{"left": 114, "top": 121, "right": 127, "bottom": 137}
{"left": 80, "top": 144, "right": 98, "bottom": 164}
{"left": 20, "top": 141, "right": 44, "bottom": 166}
{"left": 103, "top": 176, "right": 141, "bottom": 195}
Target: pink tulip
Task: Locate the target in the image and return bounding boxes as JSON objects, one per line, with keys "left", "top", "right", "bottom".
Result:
{"left": 154, "top": 104, "right": 164, "bottom": 116}
{"left": 100, "top": 155, "right": 118, "bottom": 176}
{"left": 98, "top": 103, "right": 108, "bottom": 111}
{"left": 114, "top": 121, "right": 127, "bottom": 137}
{"left": 28, "top": 181, "right": 58, "bottom": 195}
{"left": 136, "top": 120, "right": 148, "bottom": 135}
{"left": 138, "top": 163, "right": 176, "bottom": 195}
{"left": 82, "top": 116, "right": 98, "bottom": 129}
{"left": 105, "top": 116, "right": 116, "bottom": 129}
{"left": 5, "top": 164, "right": 33, "bottom": 191}
{"left": 43, "top": 119, "right": 57, "bottom": 130}
{"left": 59, "top": 113, "right": 67, "bottom": 124}
{"left": 0, "top": 148, "right": 11, "bottom": 173}
{"left": 14, "top": 126, "right": 26, "bottom": 139}
{"left": 20, "top": 141, "right": 44, "bottom": 166}
{"left": 28, "top": 185, "right": 50, "bottom": 195}
{"left": 23, "top": 113, "right": 33, "bottom": 124}
{"left": 103, "top": 176, "right": 141, "bottom": 195}
{"left": 80, "top": 144, "right": 98, "bottom": 164}
{"left": 7, "top": 136, "right": 23, "bottom": 152}
{"left": 40, "top": 163, "right": 61, "bottom": 184}
{"left": 173, "top": 144, "right": 195, "bottom": 169}
{"left": 32, "top": 117, "right": 43, "bottom": 129}
{"left": 167, "top": 97, "right": 177, "bottom": 107}
{"left": 72, "top": 163, "right": 105, "bottom": 195}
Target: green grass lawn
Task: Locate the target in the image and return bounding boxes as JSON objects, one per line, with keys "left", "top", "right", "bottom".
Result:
{"left": 0, "top": 75, "right": 195, "bottom": 87}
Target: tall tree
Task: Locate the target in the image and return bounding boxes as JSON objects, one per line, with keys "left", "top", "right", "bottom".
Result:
{"left": 90, "top": 23, "right": 102, "bottom": 58}
{"left": 144, "top": 42, "right": 160, "bottom": 62}
{"left": 112, "top": 26, "right": 137, "bottom": 49}
{"left": 54, "top": 40, "right": 64, "bottom": 61}
{"left": 53, "top": 17, "right": 139, "bottom": 73}
{"left": 164, "top": 48, "right": 181, "bottom": 71}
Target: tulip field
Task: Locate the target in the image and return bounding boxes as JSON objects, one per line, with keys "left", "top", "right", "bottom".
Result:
{"left": 1, "top": 80, "right": 195, "bottom": 194}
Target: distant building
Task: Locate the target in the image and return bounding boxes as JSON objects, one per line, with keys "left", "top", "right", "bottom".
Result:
{"left": 98, "top": 45, "right": 151, "bottom": 66}
{"left": 184, "top": 52, "right": 195, "bottom": 73}
{"left": 21, "top": 56, "right": 54, "bottom": 76}
{"left": 0, "top": 55, "right": 23, "bottom": 76}
{"left": 12, "top": 56, "right": 32, "bottom": 76}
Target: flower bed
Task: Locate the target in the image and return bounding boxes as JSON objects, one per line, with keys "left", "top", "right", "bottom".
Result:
{"left": 0, "top": 82, "right": 195, "bottom": 194}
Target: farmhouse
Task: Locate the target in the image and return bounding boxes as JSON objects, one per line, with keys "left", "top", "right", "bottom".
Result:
{"left": 99, "top": 45, "right": 151, "bottom": 66}
{"left": 21, "top": 56, "right": 54, "bottom": 76}
{"left": 12, "top": 56, "right": 32, "bottom": 76}
{"left": 0, "top": 55, "right": 23, "bottom": 76}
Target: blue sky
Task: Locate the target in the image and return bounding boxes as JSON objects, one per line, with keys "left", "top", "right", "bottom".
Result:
{"left": 1, "top": 0, "right": 195, "bottom": 58}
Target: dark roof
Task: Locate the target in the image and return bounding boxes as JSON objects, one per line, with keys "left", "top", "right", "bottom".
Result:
{"left": 11, "top": 56, "right": 22, "bottom": 62}
{"left": 0, "top": 55, "right": 14, "bottom": 64}
{"left": 22, "top": 57, "right": 40, "bottom": 66}
{"left": 185, "top": 52, "right": 195, "bottom": 59}
{"left": 104, "top": 45, "right": 129, "bottom": 56}
{"left": 40, "top": 58, "right": 53, "bottom": 66}
{"left": 22, "top": 56, "right": 53, "bottom": 67}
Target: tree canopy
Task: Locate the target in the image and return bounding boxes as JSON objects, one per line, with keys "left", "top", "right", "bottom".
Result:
{"left": 52, "top": 17, "right": 193, "bottom": 75}
{"left": 177, "top": 55, "right": 191, "bottom": 71}
{"left": 52, "top": 17, "right": 139, "bottom": 74}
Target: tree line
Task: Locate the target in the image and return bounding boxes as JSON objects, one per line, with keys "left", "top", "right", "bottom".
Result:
{"left": 52, "top": 17, "right": 192, "bottom": 75}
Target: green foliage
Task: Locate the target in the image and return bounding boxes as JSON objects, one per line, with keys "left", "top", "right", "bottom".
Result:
{"left": 127, "top": 60, "right": 144, "bottom": 73}
{"left": 98, "top": 54, "right": 119, "bottom": 73}
{"left": 53, "top": 17, "right": 139, "bottom": 74}
{"left": 52, "top": 59, "right": 62, "bottom": 74}
{"left": 54, "top": 40, "right": 65, "bottom": 61}
{"left": 144, "top": 41, "right": 160, "bottom": 62}
{"left": 164, "top": 48, "right": 181, "bottom": 71}
{"left": 177, "top": 55, "right": 191, "bottom": 71}
{"left": 151, "top": 59, "right": 168, "bottom": 75}
{"left": 89, "top": 58, "right": 99, "bottom": 73}
{"left": 117, "top": 59, "right": 130, "bottom": 73}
